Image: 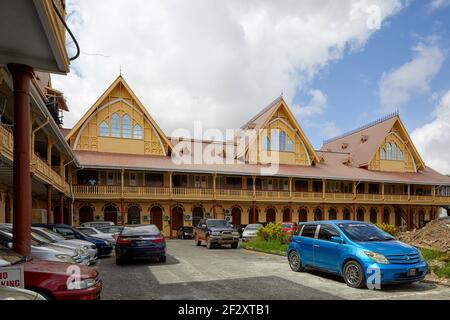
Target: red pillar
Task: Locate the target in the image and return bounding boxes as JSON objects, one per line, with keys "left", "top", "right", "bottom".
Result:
{"left": 8, "top": 63, "right": 33, "bottom": 257}
{"left": 59, "top": 193, "right": 64, "bottom": 224}
{"left": 169, "top": 199, "right": 173, "bottom": 239}
{"left": 46, "top": 185, "right": 53, "bottom": 224}
{"left": 252, "top": 201, "right": 256, "bottom": 224}
{"left": 120, "top": 199, "right": 125, "bottom": 226}
{"left": 68, "top": 199, "right": 73, "bottom": 226}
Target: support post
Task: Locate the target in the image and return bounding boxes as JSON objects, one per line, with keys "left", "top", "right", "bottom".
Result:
{"left": 59, "top": 193, "right": 64, "bottom": 224}
{"left": 9, "top": 63, "right": 33, "bottom": 257}
{"left": 46, "top": 185, "right": 53, "bottom": 224}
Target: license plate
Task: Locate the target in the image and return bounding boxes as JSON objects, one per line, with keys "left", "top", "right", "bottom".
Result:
{"left": 407, "top": 268, "right": 418, "bottom": 277}
{"left": 135, "top": 240, "right": 151, "bottom": 246}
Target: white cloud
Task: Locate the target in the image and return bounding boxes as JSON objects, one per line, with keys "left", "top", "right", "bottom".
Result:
{"left": 411, "top": 89, "right": 450, "bottom": 174}
{"left": 292, "top": 89, "right": 327, "bottom": 118}
{"left": 429, "top": 0, "right": 450, "bottom": 10}
{"left": 378, "top": 41, "right": 445, "bottom": 111}
{"left": 54, "top": 0, "right": 404, "bottom": 137}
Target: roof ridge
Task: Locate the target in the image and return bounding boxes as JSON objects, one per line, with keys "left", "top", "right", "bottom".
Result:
{"left": 240, "top": 95, "right": 283, "bottom": 129}
{"left": 323, "top": 111, "right": 399, "bottom": 145}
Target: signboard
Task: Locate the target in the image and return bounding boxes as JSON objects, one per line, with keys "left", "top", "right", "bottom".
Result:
{"left": 0, "top": 265, "right": 25, "bottom": 288}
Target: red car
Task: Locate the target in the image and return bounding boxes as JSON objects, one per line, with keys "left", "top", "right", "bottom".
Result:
{"left": 282, "top": 222, "right": 297, "bottom": 234}
{"left": 0, "top": 245, "right": 102, "bottom": 300}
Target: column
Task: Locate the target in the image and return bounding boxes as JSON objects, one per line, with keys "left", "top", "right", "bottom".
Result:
{"left": 46, "top": 185, "right": 53, "bottom": 224}
{"left": 59, "top": 193, "right": 64, "bottom": 224}
{"left": 47, "top": 139, "right": 53, "bottom": 166}
{"left": 68, "top": 199, "right": 73, "bottom": 226}
{"left": 8, "top": 63, "right": 33, "bottom": 257}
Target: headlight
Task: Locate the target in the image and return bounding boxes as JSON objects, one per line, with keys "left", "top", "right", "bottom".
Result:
{"left": 67, "top": 278, "right": 96, "bottom": 290}
{"left": 364, "top": 251, "right": 389, "bottom": 264}
{"left": 56, "top": 254, "right": 76, "bottom": 264}
{"left": 418, "top": 250, "right": 425, "bottom": 261}
{"left": 103, "top": 240, "right": 110, "bottom": 246}
{"left": 211, "top": 231, "right": 221, "bottom": 236}
{"left": 76, "top": 248, "right": 86, "bottom": 255}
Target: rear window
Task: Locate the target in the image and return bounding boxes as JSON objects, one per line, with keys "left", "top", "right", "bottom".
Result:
{"left": 121, "top": 225, "right": 160, "bottom": 236}
{"left": 282, "top": 223, "right": 292, "bottom": 228}
{"left": 79, "top": 228, "right": 96, "bottom": 235}
{"left": 301, "top": 225, "right": 317, "bottom": 238}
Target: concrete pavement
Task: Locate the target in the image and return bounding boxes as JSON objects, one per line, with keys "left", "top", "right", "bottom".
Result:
{"left": 97, "top": 240, "right": 450, "bottom": 300}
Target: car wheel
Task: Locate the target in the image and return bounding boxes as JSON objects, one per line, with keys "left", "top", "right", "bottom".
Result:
{"left": 288, "top": 251, "right": 305, "bottom": 272}
{"left": 31, "top": 289, "right": 53, "bottom": 300}
{"left": 158, "top": 255, "right": 166, "bottom": 263}
{"left": 343, "top": 260, "right": 366, "bottom": 289}
{"left": 195, "top": 235, "right": 201, "bottom": 246}
{"left": 231, "top": 242, "right": 238, "bottom": 249}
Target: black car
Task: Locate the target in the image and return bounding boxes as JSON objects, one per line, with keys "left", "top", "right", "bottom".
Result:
{"left": 115, "top": 225, "right": 166, "bottom": 265}
{"left": 176, "top": 226, "right": 193, "bottom": 239}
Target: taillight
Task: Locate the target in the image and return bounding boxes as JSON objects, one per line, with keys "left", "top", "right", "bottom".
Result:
{"left": 116, "top": 237, "right": 131, "bottom": 245}
{"left": 152, "top": 236, "right": 165, "bottom": 244}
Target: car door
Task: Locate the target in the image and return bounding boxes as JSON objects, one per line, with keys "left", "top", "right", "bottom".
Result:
{"left": 297, "top": 224, "right": 318, "bottom": 266}
{"left": 313, "top": 224, "right": 342, "bottom": 272}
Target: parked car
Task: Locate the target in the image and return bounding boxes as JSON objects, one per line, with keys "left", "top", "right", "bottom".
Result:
{"left": 80, "top": 221, "right": 115, "bottom": 228}
{"left": 287, "top": 221, "right": 428, "bottom": 289}
{"left": 35, "top": 224, "right": 113, "bottom": 257}
{"left": 242, "top": 224, "right": 263, "bottom": 242}
{"left": 0, "top": 244, "right": 102, "bottom": 300}
{"left": 0, "top": 224, "right": 90, "bottom": 265}
{"left": 282, "top": 222, "right": 297, "bottom": 234}
{"left": 97, "top": 225, "right": 124, "bottom": 235}
{"left": 0, "top": 229, "right": 84, "bottom": 265}
{"left": 193, "top": 219, "right": 240, "bottom": 249}
{"left": 115, "top": 225, "right": 166, "bottom": 265}
{"left": 176, "top": 226, "right": 194, "bottom": 239}
{"left": 77, "top": 227, "right": 117, "bottom": 245}
{"left": 0, "top": 286, "right": 46, "bottom": 300}
{"left": 31, "top": 226, "right": 98, "bottom": 264}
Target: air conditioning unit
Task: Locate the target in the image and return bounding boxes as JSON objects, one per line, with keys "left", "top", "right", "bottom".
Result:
{"left": 224, "top": 215, "right": 232, "bottom": 222}
{"left": 224, "top": 208, "right": 232, "bottom": 216}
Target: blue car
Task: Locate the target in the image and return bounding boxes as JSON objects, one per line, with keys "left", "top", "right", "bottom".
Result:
{"left": 34, "top": 224, "right": 113, "bottom": 257}
{"left": 287, "top": 221, "right": 428, "bottom": 289}
{"left": 115, "top": 225, "right": 166, "bottom": 265}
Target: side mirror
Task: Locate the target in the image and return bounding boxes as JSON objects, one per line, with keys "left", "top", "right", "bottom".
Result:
{"left": 330, "top": 236, "right": 343, "bottom": 244}
{"left": 7, "top": 242, "right": 13, "bottom": 249}
{"left": 201, "top": 224, "right": 207, "bottom": 229}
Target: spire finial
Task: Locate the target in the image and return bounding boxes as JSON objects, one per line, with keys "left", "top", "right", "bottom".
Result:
{"left": 281, "top": 90, "right": 284, "bottom": 98}
{"left": 119, "top": 64, "right": 122, "bottom": 76}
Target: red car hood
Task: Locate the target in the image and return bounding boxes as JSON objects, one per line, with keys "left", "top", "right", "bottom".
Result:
{"left": 23, "top": 260, "right": 98, "bottom": 279}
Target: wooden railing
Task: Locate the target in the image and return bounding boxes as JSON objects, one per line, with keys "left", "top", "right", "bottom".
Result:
{"left": 356, "top": 193, "right": 383, "bottom": 201}
{"left": 0, "top": 125, "right": 13, "bottom": 160}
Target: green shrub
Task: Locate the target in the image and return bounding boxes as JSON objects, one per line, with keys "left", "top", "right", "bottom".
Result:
{"left": 374, "top": 223, "right": 399, "bottom": 236}
{"left": 257, "top": 222, "right": 289, "bottom": 244}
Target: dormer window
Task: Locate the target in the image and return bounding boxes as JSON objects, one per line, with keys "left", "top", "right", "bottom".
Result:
{"left": 361, "top": 135, "right": 368, "bottom": 143}
{"left": 341, "top": 143, "right": 349, "bottom": 150}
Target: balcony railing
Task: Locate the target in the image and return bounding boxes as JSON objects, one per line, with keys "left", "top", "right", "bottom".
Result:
{"left": 356, "top": 193, "right": 383, "bottom": 201}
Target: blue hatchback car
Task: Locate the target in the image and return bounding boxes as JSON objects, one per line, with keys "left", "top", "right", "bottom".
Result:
{"left": 287, "top": 221, "right": 428, "bottom": 289}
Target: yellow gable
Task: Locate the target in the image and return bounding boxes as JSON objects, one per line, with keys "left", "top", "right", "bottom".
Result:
{"left": 66, "top": 76, "right": 171, "bottom": 156}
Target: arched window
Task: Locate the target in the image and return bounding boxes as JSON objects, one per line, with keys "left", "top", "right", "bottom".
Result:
{"left": 380, "top": 148, "right": 386, "bottom": 160}
{"left": 263, "top": 137, "right": 270, "bottom": 150}
{"left": 393, "top": 143, "right": 397, "bottom": 160}
{"left": 111, "top": 113, "right": 120, "bottom": 137}
{"left": 386, "top": 143, "right": 391, "bottom": 160}
{"left": 271, "top": 130, "right": 279, "bottom": 151}
{"left": 122, "top": 114, "right": 132, "bottom": 138}
{"left": 398, "top": 150, "right": 404, "bottom": 161}
{"left": 287, "top": 138, "right": 294, "bottom": 152}
{"left": 99, "top": 121, "right": 109, "bottom": 137}
{"left": 133, "top": 124, "right": 143, "bottom": 139}
{"left": 279, "top": 131, "right": 286, "bottom": 151}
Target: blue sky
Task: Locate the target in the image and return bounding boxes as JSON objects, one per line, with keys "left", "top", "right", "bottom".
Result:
{"left": 295, "top": 0, "right": 450, "bottom": 148}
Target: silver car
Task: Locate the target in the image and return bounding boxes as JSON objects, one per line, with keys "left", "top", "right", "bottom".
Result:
{"left": 0, "top": 229, "right": 84, "bottom": 265}
{"left": 31, "top": 227, "right": 98, "bottom": 264}
{"left": 0, "top": 286, "right": 46, "bottom": 300}
{"left": 242, "top": 224, "right": 263, "bottom": 242}
{"left": 80, "top": 221, "right": 115, "bottom": 228}
{"left": 77, "top": 227, "right": 117, "bottom": 245}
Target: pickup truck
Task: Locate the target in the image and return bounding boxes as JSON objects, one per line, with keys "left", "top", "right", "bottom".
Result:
{"left": 193, "top": 219, "right": 240, "bottom": 249}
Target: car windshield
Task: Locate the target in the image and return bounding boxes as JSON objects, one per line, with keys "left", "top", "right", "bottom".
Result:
{"left": 78, "top": 228, "right": 97, "bottom": 235}
{"left": 121, "top": 225, "right": 160, "bottom": 236}
{"left": 338, "top": 223, "right": 394, "bottom": 242}
{"left": 246, "top": 224, "right": 262, "bottom": 230}
{"left": 206, "top": 220, "right": 230, "bottom": 228}
{"left": 33, "top": 228, "right": 65, "bottom": 242}
{"left": 99, "top": 226, "right": 122, "bottom": 233}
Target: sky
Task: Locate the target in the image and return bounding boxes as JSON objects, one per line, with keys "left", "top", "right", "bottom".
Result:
{"left": 53, "top": 0, "right": 450, "bottom": 174}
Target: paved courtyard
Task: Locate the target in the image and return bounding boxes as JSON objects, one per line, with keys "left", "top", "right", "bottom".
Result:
{"left": 97, "top": 240, "right": 450, "bottom": 300}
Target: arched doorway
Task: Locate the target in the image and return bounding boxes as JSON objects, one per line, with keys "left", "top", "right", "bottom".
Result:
{"left": 370, "top": 208, "right": 378, "bottom": 223}
{"left": 282, "top": 208, "right": 291, "bottom": 222}
{"left": 314, "top": 208, "right": 322, "bottom": 221}
{"left": 395, "top": 208, "right": 403, "bottom": 226}
{"left": 192, "top": 207, "right": 204, "bottom": 227}
{"left": 383, "top": 208, "right": 390, "bottom": 224}
{"left": 231, "top": 207, "right": 241, "bottom": 226}
{"left": 343, "top": 208, "right": 351, "bottom": 220}
{"left": 127, "top": 206, "right": 141, "bottom": 225}
{"left": 418, "top": 209, "right": 425, "bottom": 228}
{"left": 328, "top": 208, "right": 337, "bottom": 220}
{"left": 249, "top": 207, "right": 259, "bottom": 224}
{"left": 150, "top": 206, "right": 163, "bottom": 230}
{"left": 172, "top": 206, "right": 184, "bottom": 230}
{"left": 79, "top": 205, "right": 93, "bottom": 224}
{"left": 298, "top": 208, "right": 308, "bottom": 222}
{"left": 104, "top": 205, "right": 118, "bottom": 224}
{"left": 266, "top": 208, "right": 276, "bottom": 223}
{"left": 356, "top": 208, "right": 365, "bottom": 221}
